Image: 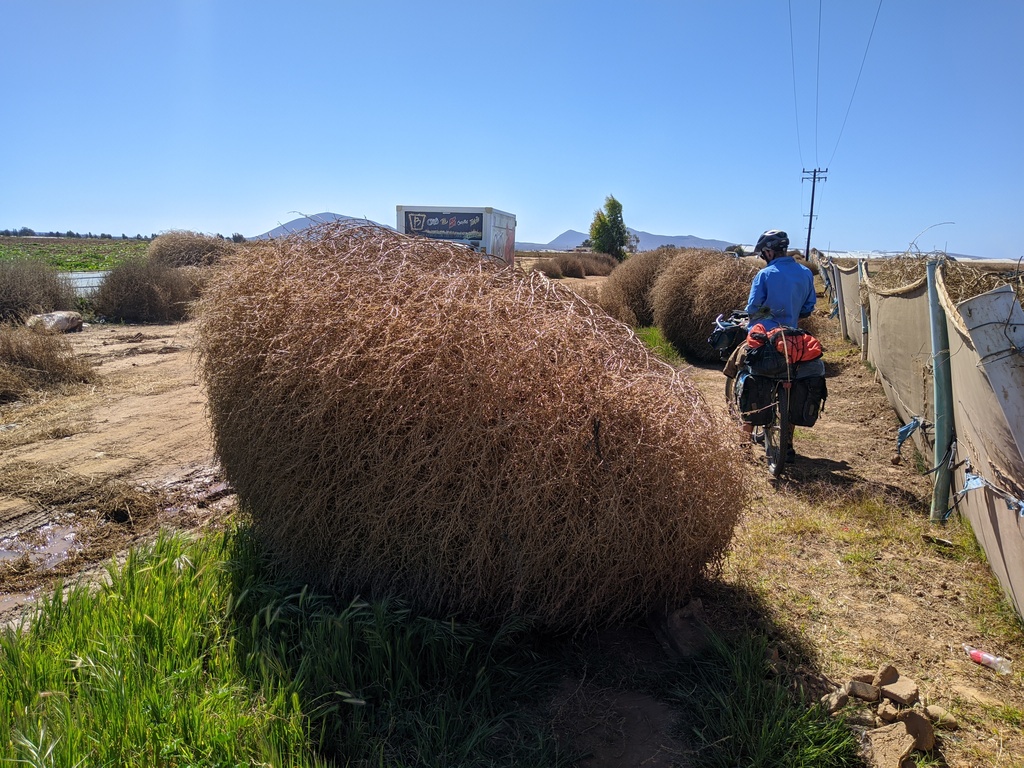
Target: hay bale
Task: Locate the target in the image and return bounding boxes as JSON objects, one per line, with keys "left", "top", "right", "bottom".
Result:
{"left": 651, "top": 250, "right": 757, "bottom": 363}
{"left": 147, "top": 230, "right": 234, "bottom": 267}
{"left": 598, "top": 247, "right": 680, "bottom": 327}
{"left": 196, "top": 223, "right": 749, "bottom": 631}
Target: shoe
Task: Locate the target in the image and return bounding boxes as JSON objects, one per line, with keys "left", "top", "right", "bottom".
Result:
{"left": 786, "top": 448, "right": 797, "bottom": 463}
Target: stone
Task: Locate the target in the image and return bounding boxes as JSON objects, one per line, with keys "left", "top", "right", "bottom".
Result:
{"left": 848, "top": 680, "right": 881, "bottom": 702}
{"left": 924, "top": 704, "right": 959, "bottom": 730}
{"left": 866, "top": 722, "right": 916, "bottom": 768}
{"left": 872, "top": 663, "right": 900, "bottom": 687}
{"left": 664, "top": 599, "right": 710, "bottom": 658}
{"left": 26, "top": 311, "right": 83, "bottom": 333}
{"left": 881, "top": 676, "right": 920, "bottom": 707}
{"left": 822, "top": 689, "right": 849, "bottom": 714}
{"left": 877, "top": 699, "right": 901, "bottom": 723}
{"left": 851, "top": 670, "right": 876, "bottom": 684}
{"left": 897, "top": 709, "right": 935, "bottom": 752}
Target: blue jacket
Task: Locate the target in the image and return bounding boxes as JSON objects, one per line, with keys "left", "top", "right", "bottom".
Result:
{"left": 745, "top": 256, "right": 816, "bottom": 330}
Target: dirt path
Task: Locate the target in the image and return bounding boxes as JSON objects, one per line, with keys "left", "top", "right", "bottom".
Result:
{"left": 0, "top": 321, "right": 224, "bottom": 615}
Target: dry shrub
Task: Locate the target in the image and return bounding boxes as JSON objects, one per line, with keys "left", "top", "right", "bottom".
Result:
{"left": 93, "top": 258, "right": 200, "bottom": 323}
{"left": 558, "top": 256, "right": 587, "bottom": 279}
{"left": 598, "top": 247, "right": 680, "bottom": 327}
{"left": 533, "top": 258, "right": 563, "bottom": 279}
{"left": 651, "top": 250, "right": 757, "bottom": 363}
{"left": 147, "top": 230, "right": 234, "bottom": 267}
{"left": 532, "top": 253, "right": 617, "bottom": 280}
{"left": 0, "top": 258, "right": 77, "bottom": 322}
{"left": 941, "top": 259, "right": 1024, "bottom": 306}
{"left": 0, "top": 324, "right": 95, "bottom": 402}
{"left": 794, "top": 255, "right": 819, "bottom": 276}
{"left": 572, "top": 252, "right": 618, "bottom": 276}
{"left": 864, "top": 256, "right": 927, "bottom": 293}
{"left": 196, "top": 222, "right": 749, "bottom": 631}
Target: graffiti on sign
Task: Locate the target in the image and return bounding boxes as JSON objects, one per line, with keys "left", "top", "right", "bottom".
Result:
{"left": 404, "top": 211, "right": 483, "bottom": 242}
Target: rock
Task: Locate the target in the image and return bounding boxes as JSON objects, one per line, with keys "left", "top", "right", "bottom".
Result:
{"left": 924, "top": 704, "right": 958, "bottom": 730}
{"left": 664, "top": 599, "right": 709, "bottom": 658}
{"left": 851, "top": 670, "right": 876, "bottom": 684}
{"left": 877, "top": 699, "right": 901, "bottom": 723}
{"left": 866, "top": 722, "right": 916, "bottom": 768}
{"left": 822, "top": 689, "right": 849, "bottom": 714}
{"left": 848, "top": 680, "right": 881, "bottom": 702}
{"left": 872, "top": 664, "right": 900, "bottom": 687}
{"left": 897, "top": 709, "right": 935, "bottom": 752}
{"left": 26, "top": 311, "right": 83, "bottom": 333}
{"left": 881, "top": 676, "right": 920, "bottom": 706}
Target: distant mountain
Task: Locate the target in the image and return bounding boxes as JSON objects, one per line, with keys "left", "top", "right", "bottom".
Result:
{"left": 516, "top": 228, "right": 732, "bottom": 252}
{"left": 253, "top": 212, "right": 387, "bottom": 240}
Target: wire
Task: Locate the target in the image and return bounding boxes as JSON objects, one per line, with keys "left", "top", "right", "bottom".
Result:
{"left": 827, "top": 0, "right": 884, "bottom": 168}
{"left": 814, "top": 0, "right": 823, "bottom": 165}
{"left": 788, "top": 0, "right": 805, "bottom": 168}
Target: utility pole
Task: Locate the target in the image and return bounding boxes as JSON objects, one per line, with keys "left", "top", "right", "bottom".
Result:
{"left": 802, "top": 168, "right": 827, "bottom": 259}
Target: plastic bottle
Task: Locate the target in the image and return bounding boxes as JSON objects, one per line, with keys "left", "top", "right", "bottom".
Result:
{"left": 963, "top": 644, "right": 1013, "bottom": 675}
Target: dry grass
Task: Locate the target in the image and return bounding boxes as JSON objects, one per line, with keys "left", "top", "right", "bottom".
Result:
{"left": 93, "top": 258, "right": 201, "bottom": 323}
{"left": 861, "top": 255, "right": 1024, "bottom": 307}
{"left": 0, "top": 258, "right": 77, "bottom": 322}
{"left": 651, "top": 250, "right": 758, "bottom": 363}
{"left": 147, "top": 230, "right": 235, "bottom": 268}
{"left": 598, "top": 247, "right": 681, "bottom": 327}
{"left": 942, "top": 258, "right": 1024, "bottom": 305}
{"left": 0, "top": 324, "right": 95, "bottom": 402}
{"left": 196, "top": 222, "right": 750, "bottom": 631}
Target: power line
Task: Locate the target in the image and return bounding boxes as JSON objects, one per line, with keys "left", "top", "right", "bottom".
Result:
{"left": 814, "top": 0, "right": 823, "bottom": 165}
{"left": 827, "top": 0, "right": 884, "bottom": 167}
{"left": 788, "top": 0, "right": 804, "bottom": 168}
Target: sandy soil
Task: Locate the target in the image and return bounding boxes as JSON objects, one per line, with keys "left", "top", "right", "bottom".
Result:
{"left": 1, "top": 282, "right": 1021, "bottom": 766}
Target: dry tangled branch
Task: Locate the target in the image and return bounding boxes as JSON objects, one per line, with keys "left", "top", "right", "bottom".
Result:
{"left": 196, "top": 222, "right": 750, "bottom": 631}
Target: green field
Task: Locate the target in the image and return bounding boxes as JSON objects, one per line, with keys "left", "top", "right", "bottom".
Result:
{"left": 0, "top": 236, "right": 148, "bottom": 271}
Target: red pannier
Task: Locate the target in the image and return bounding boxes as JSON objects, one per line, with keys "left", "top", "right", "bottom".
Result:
{"left": 746, "top": 324, "right": 823, "bottom": 363}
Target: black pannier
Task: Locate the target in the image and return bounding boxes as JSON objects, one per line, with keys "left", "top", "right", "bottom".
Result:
{"left": 788, "top": 376, "right": 828, "bottom": 427}
{"left": 708, "top": 324, "right": 747, "bottom": 359}
{"left": 744, "top": 343, "right": 788, "bottom": 377}
{"left": 737, "top": 371, "right": 776, "bottom": 426}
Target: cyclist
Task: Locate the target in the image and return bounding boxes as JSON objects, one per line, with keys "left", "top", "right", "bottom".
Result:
{"left": 745, "top": 230, "right": 816, "bottom": 331}
{"left": 728, "top": 230, "right": 817, "bottom": 459}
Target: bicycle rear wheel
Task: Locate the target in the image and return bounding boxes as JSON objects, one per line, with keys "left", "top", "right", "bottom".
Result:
{"left": 765, "top": 382, "right": 791, "bottom": 478}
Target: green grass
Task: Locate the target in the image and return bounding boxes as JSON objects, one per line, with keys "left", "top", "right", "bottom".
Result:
{"left": 667, "top": 632, "right": 860, "bottom": 768}
{"left": 0, "top": 529, "right": 566, "bottom": 767}
{"left": 0, "top": 527, "right": 866, "bottom": 767}
{"left": 0, "top": 237, "right": 148, "bottom": 271}
{"left": 635, "top": 325, "right": 684, "bottom": 365}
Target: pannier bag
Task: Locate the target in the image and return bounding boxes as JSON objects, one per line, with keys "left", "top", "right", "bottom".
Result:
{"left": 743, "top": 342, "right": 788, "bottom": 377}
{"left": 788, "top": 375, "right": 828, "bottom": 427}
{"left": 736, "top": 370, "right": 776, "bottom": 426}
{"left": 707, "top": 324, "right": 747, "bottom": 359}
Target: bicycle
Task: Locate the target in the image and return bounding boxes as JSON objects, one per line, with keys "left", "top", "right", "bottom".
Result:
{"left": 712, "top": 312, "right": 823, "bottom": 480}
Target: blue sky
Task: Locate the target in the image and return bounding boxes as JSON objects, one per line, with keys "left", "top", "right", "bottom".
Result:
{"left": 3, "top": 1, "right": 1021, "bottom": 257}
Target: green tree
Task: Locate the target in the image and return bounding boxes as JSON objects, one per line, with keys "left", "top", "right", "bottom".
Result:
{"left": 589, "top": 195, "right": 629, "bottom": 262}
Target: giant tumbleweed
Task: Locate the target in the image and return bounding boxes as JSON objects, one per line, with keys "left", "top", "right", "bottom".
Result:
{"left": 196, "top": 222, "right": 750, "bottom": 630}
